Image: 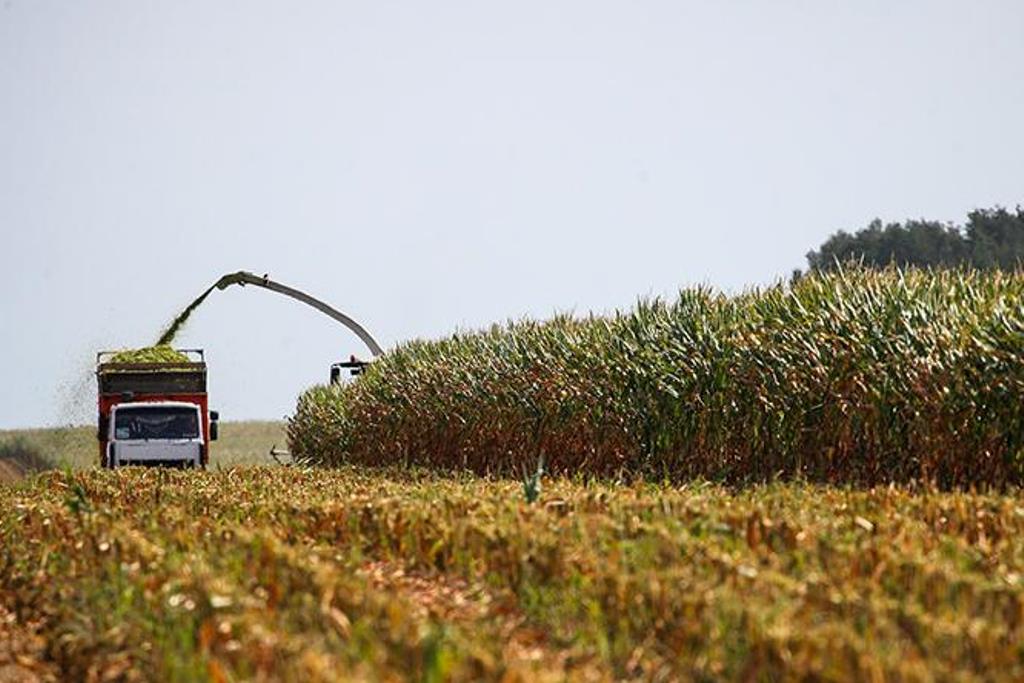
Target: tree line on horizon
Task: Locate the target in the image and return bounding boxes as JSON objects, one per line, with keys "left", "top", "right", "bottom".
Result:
{"left": 800, "top": 205, "right": 1024, "bottom": 276}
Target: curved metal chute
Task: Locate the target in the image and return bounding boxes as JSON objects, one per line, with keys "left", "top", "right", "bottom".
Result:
{"left": 214, "top": 271, "right": 383, "bottom": 357}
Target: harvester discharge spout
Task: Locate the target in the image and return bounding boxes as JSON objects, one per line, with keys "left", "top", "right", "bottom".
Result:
{"left": 214, "top": 270, "right": 384, "bottom": 358}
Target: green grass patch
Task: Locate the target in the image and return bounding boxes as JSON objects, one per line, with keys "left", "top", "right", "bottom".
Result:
{"left": 0, "top": 421, "right": 286, "bottom": 470}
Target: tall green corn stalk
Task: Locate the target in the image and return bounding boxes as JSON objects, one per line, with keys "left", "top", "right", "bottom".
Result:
{"left": 288, "top": 266, "right": 1024, "bottom": 487}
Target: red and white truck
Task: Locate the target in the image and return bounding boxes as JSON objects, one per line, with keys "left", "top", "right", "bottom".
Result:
{"left": 96, "top": 349, "right": 218, "bottom": 468}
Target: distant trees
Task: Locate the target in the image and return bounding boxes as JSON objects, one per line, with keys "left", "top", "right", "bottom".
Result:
{"left": 804, "top": 206, "right": 1024, "bottom": 273}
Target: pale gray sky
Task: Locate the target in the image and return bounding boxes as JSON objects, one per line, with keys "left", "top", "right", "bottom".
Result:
{"left": 2, "top": 1, "right": 1022, "bottom": 428}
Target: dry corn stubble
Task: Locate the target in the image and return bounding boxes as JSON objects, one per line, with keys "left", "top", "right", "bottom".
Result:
{"left": 2, "top": 467, "right": 1024, "bottom": 681}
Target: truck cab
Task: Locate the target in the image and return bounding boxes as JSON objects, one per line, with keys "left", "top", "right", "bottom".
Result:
{"left": 96, "top": 349, "right": 218, "bottom": 469}
{"left": 105, "top": 401, "right": 212, "bottom": 468}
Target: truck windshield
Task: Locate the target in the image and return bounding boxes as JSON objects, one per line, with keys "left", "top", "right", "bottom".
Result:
{"left": 114, "top": 406, "right": 200, "bottom": 440}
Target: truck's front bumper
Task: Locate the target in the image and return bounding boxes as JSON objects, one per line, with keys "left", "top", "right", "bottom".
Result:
{"left": 110, "top": 441, "right": 202, "bottom": 467}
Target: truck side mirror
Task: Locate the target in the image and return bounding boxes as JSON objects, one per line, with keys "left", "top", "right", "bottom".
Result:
{"left": 97, "top": 415, "right": 109, "bottom": 441}
{"left": 330, "top": 366, "right": 341, "bottom": 385}
{"left": 210, "top": 420, "right": 219, "bottom": 441}
{"left": 210, "top": 410, "right": 220, "bottom": 421}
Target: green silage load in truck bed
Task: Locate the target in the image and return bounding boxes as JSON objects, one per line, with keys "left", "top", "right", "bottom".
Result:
{"left": 99, "top": 346, "right": 206, "bottom": 394}
{"left": 108, "top": 346, "right": 191, "bottom": 365}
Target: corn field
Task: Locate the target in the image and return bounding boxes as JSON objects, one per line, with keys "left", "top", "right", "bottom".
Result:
{"left": 4, "top": 467, "right": 1024, "bottom": 681}
{"left": 289, "top": 267, "right": 1024, "bottom": 487}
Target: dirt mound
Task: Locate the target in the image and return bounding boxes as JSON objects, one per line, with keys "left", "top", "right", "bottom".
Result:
{"left": 0, "top": 459, "right": 27, "bottom": 484}
{"left": 0, "top": 439, "right": 51, "bottom": 484}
